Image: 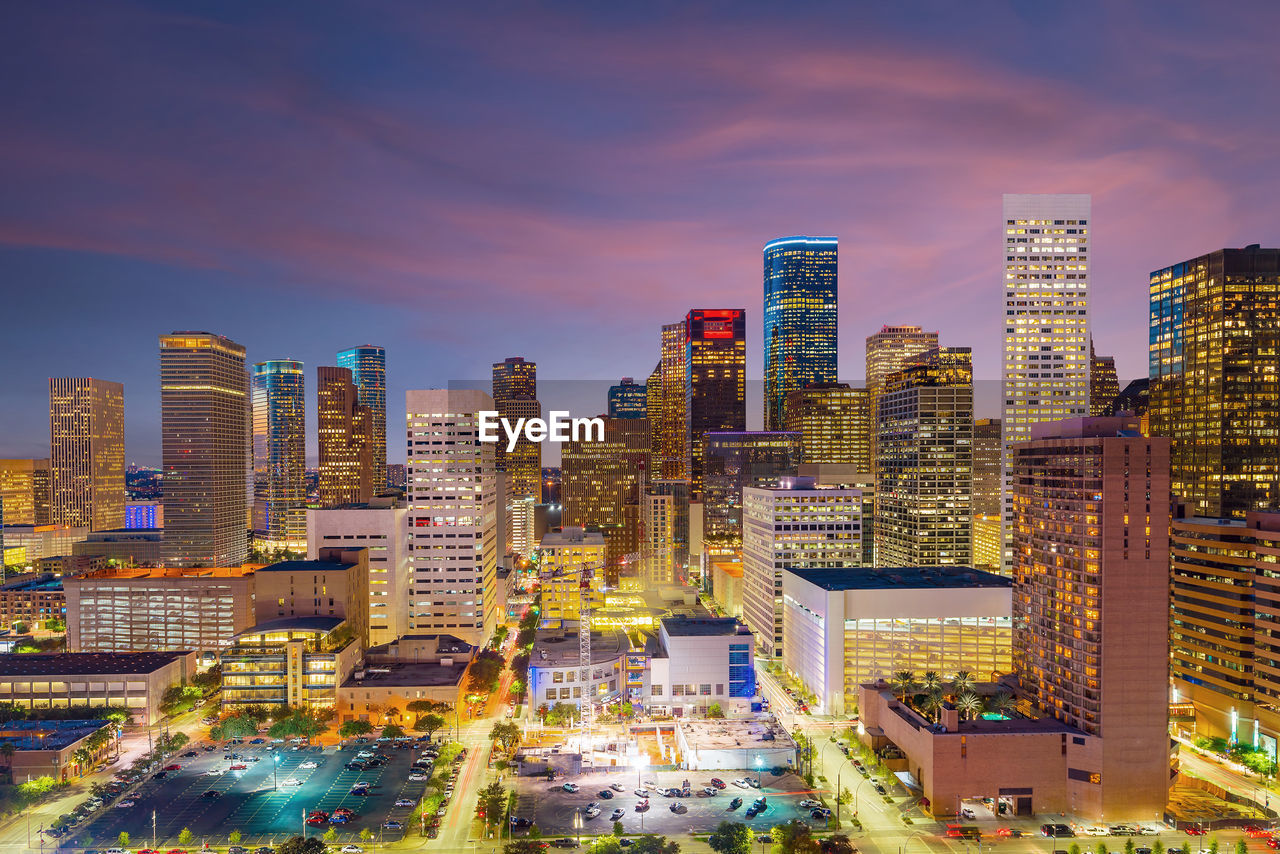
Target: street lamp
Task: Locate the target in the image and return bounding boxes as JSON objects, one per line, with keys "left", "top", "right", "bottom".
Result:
{"left": 755, "top": 756, "right": 763, "bottom": 788}
{"left": 273, "top": 753, "right": 279, "bottom": 790}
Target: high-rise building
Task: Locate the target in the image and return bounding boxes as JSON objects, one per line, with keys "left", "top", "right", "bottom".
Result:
{"left": 659, "top": 323, "right": 687, "bottom": 479}
{"left": 608, "top": 378, "right": 647, "bottom": 419}
{"left": 317, "top": 366, "right": 374, "bottom": 508}
{"left": 1113, "top": 378, "right": 1150, "bottom": 435}
{"left": 864, "top": 325, "right": 939, "bottom": 487}
{"left": 797, "top": 464, "right": 875, "bottom": 568}
{"left": 537, "top": 527, "right": 606, "bottom": 624}
{"left": 742, "top": 477, "right": 862, "bottom": 658}
{"left": 972, "top": 417, "right": 1004, "bottom": 570}
{"left": 648, "top": 479, "right": 690, "bottom": 585}
{"left": 1089, "top": 339, "right": 1119, "bottom": 417}
{"left": 491, "top": 357, "right": 542, "bottom": 503}
{"left": 1150, "top": 245, "right": 1280, "bottom": 518}
{"left": 405, "top": 389, "right": 499, "bottom": 644}
{"left": 763, "top": 237, "right": 838, "bottom": 430}
{"left": 1001, "top": 194, "right": 1092, "bottom": 570}
{"left": 0, "top": 459, "right": 51, "bottom": 526}
{"left": 161, "top": 332, "right": 249, "bottom": 568}
{"left": 645, "top": 362, "right": 664, "bottom": 463}
{"left": 1012, "top": 416, "right": 1170, "bottom": 818}
{"left": 561, "top": 417, "right": 650, "bottom": 580}
{"left": 386, "top": 463, "right": 407, "bottom": 490}
{"left": 702, "top": 432, "right": 802, "bottom": 541}
{"left": 783, "top": 383, "right": 870, "bottom": 470}
{"left": 875, "top": 347, "right": 973, "bottom": 568}
{"left": 251, "top": 360, "right": 307, "bottom": 549}
{"left": 336, "top": 346, "right": 387, "bottom": 488}
{"left": 685, "top": 309, "right": 747, "bottom": 498}
{"left": 48, "top": 378, "right": 125, "bottom": 531}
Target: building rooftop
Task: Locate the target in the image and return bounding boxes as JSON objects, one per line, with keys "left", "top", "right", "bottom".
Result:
{"left": 70, "top": 564, "right": 261, "bottom": 580}
{"left": 661, "top": 616, "right": 748, "bottom": 637}
{"left": 0, "top": 719, "right": 111, "bottom": 752}
{"left": 0, "top": 651, "right": 188, "bottom": 677}
{"left": 342, "top": 660, "right": 468, "bottom": 689}
{"left": 676, "top": 718, "right": 796, "bottom": 750}
{"left": 531, "top": 626, "right": 630, "bottom": 667}
{"left": 539, "top": 527, "right": 606, "bottom": 548}
{"left": 784, "top": 566, "right": 1012, "bottom": 591}
{"left": 0, "top": 573, "right": 63, "bottom": 592}
{"left": 235, "top": 615, "right": 345, "bottom": 637}
{"left": 256, "top": 559, "right": 353, "bottom": 573}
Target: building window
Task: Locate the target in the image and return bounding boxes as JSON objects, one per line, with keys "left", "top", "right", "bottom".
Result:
{"left": 672, "top": 685, "right": 684, "bottom": 696}
{"left": 560, "top": 687, "right": 571, "bottom": 699}
{"left": 546, "top": 688, "right": 556, "bottom": 700}
{"left": 699, "top": 684, "right": 711, "bottom": 696}
{"left": 553, "top": 672, "right": 563, "bottom": 683}
{"left": 652, "top": 685, "right": 663, "bottom": 696}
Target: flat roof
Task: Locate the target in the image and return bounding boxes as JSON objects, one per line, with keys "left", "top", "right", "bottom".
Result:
{"left": 0, "top": 573, "right": 62, "bottom": 592}
{"left": 71, "top": 564, "right": 261, "bottom": 580}
{"left": 676, "top": 718, "right": 796, "bottom": 750}
{"left": 539, "top": 527, "right": 606, "bottom": 547}
{"left": 342, "top": 661, "right": 468, "bottom": 689}
{"left": 532, "top": 626, "right": 629, "bottom": 667}
{"left": 0, "top": 652, "right": 188, "bottom": 677}
{"left": 0, "top": 719, "right": 110, "bottom": 751}
{"left": 256, "top": 559, "right": 353, "bottom": 573}
{"left": 661, "top": 616, "right": 747, "bottom": 637}
{"left": 784, "top": 566, "right": 1011, "bottom": 591}
{"left": 235, "top": 616, "right": 344, "bottom": 637}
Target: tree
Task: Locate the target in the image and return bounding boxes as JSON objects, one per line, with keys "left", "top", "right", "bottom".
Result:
{"left": 706, "top": 703, "right": 725, "bottom": 719}
{"left": 340, "top": 719, "right": 374, "bottom": 738}
{"left": 490, "top": 720, "right": 523, "bottom": 753}
{"left": 479, "top": 781, "right": 507, "bottom": 824}
{"left": 593, "top": 839, "right": 624, "bottom": 854}
{"left": 382, "top": 723, "right": 406, "bottom": 739}
{"left": 178, "top": 828, "right": 194, "bottom": 846}
{"left": 708, "top": 821, "right": 751, "bottom": 854}
{"left": 629, "top": 836, "right": 681, "bottom": 854}
{"left": 276, "top": 837, "right": 328, "bottom": 854}
{"left": 613, "top": 821, "right": 625, "bottom": 837}
{"left": 1152, "top": 842, "right": 1164, "bottom": 854}
{"left": 951, "top": 671, "right": 975, "bottom": 695}
{"left": 419, "top": 713, "right": 447, "bottom": 739}
{"left": 230, "top": 829, "right": 242, "bottom": 844}
{"left": 773, "top": 822, "right": 818, "bottom": 854}
{"left": 920, "top": 690, "right": 945, "bottom": 722}
{"left": 361, "top": 827, "right": 374, "bottom": 842}
{"left": 117, "top": 831, "right": 130, "bottom": 848}
{"left": 955, "top": 692, "right": 983, "bottom": 720}
{"left": 0, "top": 742, "right": 14, "bottom": 783}
{"left": 408, "top": 699, "right": 452, "bottom": 715}
{"left": 1125, "top": 841, "right": 1136, "bottom": 854}
{"left": 508, "top": 842, "right": 551, "bottom": 854}
{"left": 819, "top": 836, "right": 855, "bottom": 854}
{"left": 323, "top": 826, "right": 338, "bottom": 842}
{"left": 1095, "top": 843, "right": 1108, "bottom": 854}
{"left": 1208, "top": 839, "right": 1220, "bottom": 854}
{"left": 989, "top": 691, "right": 1016, "bottom": 718}
{"left": 1234, "top": 841, "right": 1248, "bottom": 854}
{"left": 468, "top": 649, "right": 506, "bottom": 693}
{"left": 72, "top": 747, "right": 92, "bottom": 777}
{"left": 920, "top": 670, "right": 944, "bottom": 693}
{"left": 191, "top": 664, "right": 222, "bottom": 692}
{"left": 45, "top": 617, "right": 66, "bottom": 633}
{"left": 889, "top": 670, "right": 918, "bottom": 702}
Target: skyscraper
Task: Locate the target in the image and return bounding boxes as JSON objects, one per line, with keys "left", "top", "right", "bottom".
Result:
{"left": 251, "top": 360, "right": 307, "bottom": 549}
{"left": 646, "top": 361, "right": 664, "bottom": 463}
{"left": 0, "top": 459, "right": 51, "bottom": 526}
{"left": 1150, "top": 245, "right": 1280, "bottom": 518}
{"left": 1012, "top": 416, "right": 1171, "bottom": 818}
{"left": 161, "top": 332, "right": 249, "bottom": 567}
{"left": 702, "top": 431, "right": 802, "bottom": 541}
{"left": 561, "top": 416, "right": 650, "bottom": 581}
{"left": 405, "top": 389, "right": 499, "bottom": 644}
{"left": 48, "top": 378, "right": 125, "bottom": 532}
{"left": 763, "top": 237, "right": 838, "bottom": 430}
{"left": 608, "top": 377, "right": 647, "bottom": 418}
{"left": 972, "top": 417, "right": 1004, "bottom": 570}
{"left": 685, "top": 309, "right": 747, "bottom": 497}
{"left": 864, "top": 325, "right": 939, "bottom": 485}
{"left": 875, "top": 347, "right": 974, "bottom": 568}
{"left": 1089, "top": 339, "right": 1119, "bottom": 417}
{"left": 783, "top": 383, "right": 871, "bottom": 470}
{"left": 317, "top": 366, "right": 374, "bottom": 507}
{"left": 336, "top": 345, "right": 387, "bottom": 489}
{"left": 491, "top": 357, "right": 542, "bottom": 503}
{"left": 659, "top": 323, "right": 687, "bottom": 479}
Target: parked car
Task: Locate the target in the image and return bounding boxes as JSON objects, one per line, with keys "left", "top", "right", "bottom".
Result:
{"left": 611, "top": 808, "right": 625, "bottom": 821}
{"left": 610, "top": 782, "right": 626, "bottom": 792}
{"left": 562, "top": 782, "right": 579, "bottom": 793}
{"left": 395, "top": 798, "right": 416, "bottom": 807}
{"left": 635, "top": 800, "right": 650, "bottom": 813}
{"left": 598, "top": 789, "right": 614, "bottom": 799}
{"left": 729, "top": 797, "right": 743, "bottom": 810}
{"left": 384, "top": 820, "right": 404, "bottom": 830}
{"left": 299, "top": 760, "right": 318, "bottom": 769}
{"left": 810, "top": 808, "right": 831, "bottom": 819}
{"left": 551, "top": 839, "right": 581, "bottom": 848}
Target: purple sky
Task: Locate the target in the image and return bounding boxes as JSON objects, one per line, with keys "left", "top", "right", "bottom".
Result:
{"left": 2, "top": 1, "right": 1278, "bottom": 465}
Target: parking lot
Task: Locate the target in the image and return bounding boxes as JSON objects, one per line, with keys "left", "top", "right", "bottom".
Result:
{"left": 512, "top": 769, "right": 823, "bottom": 837}
{"left": 72, "top": 737, "right": 432, "bottom": 847}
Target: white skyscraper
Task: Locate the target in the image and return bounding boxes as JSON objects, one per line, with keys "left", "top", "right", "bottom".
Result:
{"left": 1000, "top": 194, "right": 1091, "bottom": 570}
{"left": 406, "top": 389, "right": 499, "bottom": 645}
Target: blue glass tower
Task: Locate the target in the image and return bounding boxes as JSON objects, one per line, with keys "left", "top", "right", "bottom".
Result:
{"left": 337, "top": 345, "right": 387, "bottom": 489}
{"left": 763, "top": 237, "right": 838, "bottom": 430}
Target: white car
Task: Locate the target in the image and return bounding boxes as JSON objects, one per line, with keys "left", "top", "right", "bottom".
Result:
{"left": 1083, "top": 827, "right": 1110, "bottom": 837}
{"left": 206, "top": 768, "right": 222, "bottom": 775}
{"left": 584, "top": 807, "right": 601, "bottom": 818}
{"left": 299, "top": 760, "right": 318, "bottom": 769}
{"left": 115, "top": 800, "right": 136, "bottom": 809}
{"left": 732, "top": 778, "right": 750, "bottom": 788}
{"left": 341, "top": 847, "right": 366, "bottom": 854}
{"left": 610, "top": 782, "right": 625, "bottom": 792}
{"left": 395, "top": 798, "right": 416, "bottom": 807}
{"left": 356, "top": 750, "right": 375, "bottom": 759}
{"left": 409, "top": 773, "right": 428, "bottom": 781}
{"left": 106, "top": 849, "right": 130, "bottom": 854}
{"left": 282, "top": 778, "right": 303, "bottom": 787}
{"left": 799, "top": 799, "right": 820, "bottom": 808}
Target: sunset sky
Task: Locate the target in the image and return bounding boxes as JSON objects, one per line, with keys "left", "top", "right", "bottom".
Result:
{"left": 3, "top": 0, "right": 1277, "bottom": 463}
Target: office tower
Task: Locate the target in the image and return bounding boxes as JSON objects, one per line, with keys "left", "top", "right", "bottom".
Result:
{"left": 509, "top": 494, "right": 537, "bottom": 558}
{"left": 491, "top": 357, "right": 542, "bottom": 503}
{"left": 0, "top": 459, "right": 51, "bottom": 526}
{"left": 659, "top": 323, "right": 687, "bottom": 479}
{"left": 1012, "top": 416, "right": 1171, "bottom": 818}
{"left": 336, "top": 345, "right": 387, "bottom": 488}
{"left": 1002, "top": 194, "right": 1092, "bottom": 570}
{"left": 538, "top": 527, "right": 607, "bottom": 624}
{"left": 317, "top": 366, "right": 374, "bottom": 507}
{"left": 386, "top": 463, "right": 407, "bottom": 490}
{"left": 1113, "top": 378, "right": 1150, "bottom": 435}
{"left": 876, "top": 347, "right": 974, "bottom": 567}
{"left": 797, "top": 464, "right": 875, "bottom": 567}
{"left": 742, "top": 477, "right": 862, "bottom": 658}
{"left": 702, "top": 432, "right": 802, "bottom": 541}
{"left": 865, "top": 325, "right": 939, "bottom": 488}
{"left": 642, "top": 492, "right": 676, "bottom": 587}
{"left": 406, "top": 389, "right": 498, "bottom": 644}
{"left": 646, "top": 361, "right": 664, "bottom": 462}
{"left": 161, "top": 332, "right": 249, "bottom": 567}
{"left": 1150, "top": 245, "right": 1280, "bottom": 518}
{"left": 649, "top": 478, "right": 691, "bottom": 584}
{"left": 308, "top": 496, "right": 410, "bottom": 646}
{"left": 783, "top": 383, "right": 871, "bottom": 470}
{"left": 685, "top": 309, "right": 747, "bottom": 498}
{"left": 763, "top": 236, "right": 838, "bottom": 429}
{"left": 251, "top": 360, "right": 307, "bottom": 549}
{"left": 608, "top": 377, "right": 647, "bottom": 419}
{"left": 561, "top": 417, "right": 650, "bottom": 581}
{"left": 48, "top": 378, "right": 125, "bottom": 531}
{"left": 971, "top": 417, "right": 1003, "bottom": 569}
{"left": 1089, "top": 339, "right": 1119, "bottom": 417}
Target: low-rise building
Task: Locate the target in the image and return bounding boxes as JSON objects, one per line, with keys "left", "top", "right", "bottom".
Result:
{"left": 252, "top": 547, "right": 371, "bottom": 649}
{"left": 337, "top": 634, "right": 474, "bottom": 724}
{"left": 221, "top": 616, "right": 360, "bottom": 711}
{"left": 674, "top": 718, "right": 796, "bottom": 771}
{"left": 0, "top": 525, "right": 89, "bottom": 563}
{"left": 538, "top": 528, "right": 606, "bottom": 625}
{"left": 0, "top": 651, "right": 195, "bottom": 725}
{"left": 1, "top": 719, "right": 113, "bottom": 782}
{"left": 781, "top": 566, "right": 1013, "bottom": 716}
{"left": 35, "top": 554, "right": 108, "bottom": 576}
{"left": 708, "top": 561, "right": 743, "bottom": 617}
{"left": 528, "top": 626, "right": 629, "bottom": 718}
{"left": 72, "top": 528, "right": 164, "bottom": 566}
{"left": 0, "top": 573, "right": 65, "bottom": 630}
{"left": 647, "top": 616, "right": 755, "bottom": 716}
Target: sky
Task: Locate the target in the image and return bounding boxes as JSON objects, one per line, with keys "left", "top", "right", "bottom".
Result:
{"left": 2, "top": 0, "right": 1278, "bottom": 466}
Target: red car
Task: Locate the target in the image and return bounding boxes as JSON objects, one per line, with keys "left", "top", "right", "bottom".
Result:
{"left": 710, "top": 778, "right": 727, "bottom": 789}
{"left": 1246, "top": 827, "right": 1271, "bottom": 838}
{"left": 230, "top": 763, "right": 248, "bottom": 770}
{"left": 1265, "top": 839, "right": 1279, "bottom": 850}
{"left": 163, "top": 764, "right": 181, "bottom": 771}
{"left": 1185, "top": 828, "right": 1207, "bottom": 836}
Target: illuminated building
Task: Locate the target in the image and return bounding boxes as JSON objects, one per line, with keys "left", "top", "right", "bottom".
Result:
{"left": 307, "top": 496, "right": 410, "bottom": 646}
{"left": 124, "top": 501, "right": 162, "bottom": 530}
{"left": 783, "top": 566, "right": 1011, "bottom": 716}
{"left": 0, "top": 525, "right": 88, "bottom": 562}
{"left": 763, "top": 236, "right": 838, "bottom": 430}
{"left": 865, "top": 324, "right": 938, "bottom": 495}
{"left": 386, "top": 463, "right": 406, "bottom": 489}
{"left": 702, "top": 432, "right": 801, "bottom": 542}
{"left": 336, "top": 345, "right": 387, "bottom": 489}
{"left": 49, "top": 378, "right": 125, "bottom": 531}
{"left": 608, "top": 377, "right": 647, "bottom": 418}
{"left": 561, "top": 416, "right": 650, "bottom": 581}
{"left": 1150, "top": 245, "right": 1280, "bottom": 518}
{"left": 659, "top": 323, "right": 687, "bottom": 479}
{"left": 783, "top": 383, "right": 870, "bottom": 470}
{"left": 797, "top": 463, "right": 875, "bottom": 567}
{"left": 252, "top": 548, "right": 370, "bottom": 649}
{"left": 0, "top": 459, "right": 51, "bottom": 526}
{"left": 72, "top": 529, "right": 163, "bottom": 566}
{"left": 685, "top": 309, "right": 747, "bottom": 498}
{"left": 537, "top": 527, "right": 606, "bottom": 625}
{"left": 491, "top": 357, "right": 542, "bottom": 503}
{"left": 709, "top": 561, "right": 743, "bottom": 617}
{"left": 251, "top": 360, "right": 307, "bottom": 550}
{"left": 646, "top": 362, "right": 663, "bottom": 461}
{"left": 875, "top": 347, "right": 973, "bottom": 568}
{"left": 643, "top": 479, "right": 690, "bottom": 586}
{"left": 1089, "top": 339, "right": 1119, "bottom": 416}
{"left": 509, "top": 494, "right": 537, "bottom": 558}
{"left": 317, "top": 366, "right": 374, "bottom": 507}
{"left": 1001, "top": 194, "right": 1092, "bottom": 571}
{"left": 1012, "top": 416, "right": 1171, "bottom": 818}
{"left": 0, "top": 651, "right": 193, "bottom": 727}
{"left": 405, "top": 389, "right": 499, "bottom": 644}
{"left": 971, "top": 514, "right": 1002, "bottom": 570}
{"left": 160, "top": 332, "right": 249, "bottom": 568}
{"left": 742, "top": 477, "right": 862, "bottom": 658}
{"left": 1114, "top": 379, "right": 1150, "bottom": 435}
{"left": 972, "top": 418, "right": 1003, "bottom": 570}
{"left": 0, "top": 573, "right": 65, "bottom": 631}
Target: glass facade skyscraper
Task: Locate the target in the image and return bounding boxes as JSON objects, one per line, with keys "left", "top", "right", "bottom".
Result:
{"left": 337, "top": 345, "right": 387, "bottom": 489}
{"left": 763, "top": 237, "right": 838, "bottom": 430}
{"left": 608, "top": 377, "right": 647, "bottom": 418}
{"left": 684, "top": 309, "right": 747, "bottom": 498}
{"left": 251, "top": 360, "right": 307, "bottom": 549}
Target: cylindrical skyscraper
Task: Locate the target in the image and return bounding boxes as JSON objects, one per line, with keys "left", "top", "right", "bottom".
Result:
{"left": 762, "top": 236, "right": 838, "bottom": 430}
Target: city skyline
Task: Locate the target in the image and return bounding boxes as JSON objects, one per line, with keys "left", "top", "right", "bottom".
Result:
{"left": 5, "top": 2, "right": 1280, "bottom": 464}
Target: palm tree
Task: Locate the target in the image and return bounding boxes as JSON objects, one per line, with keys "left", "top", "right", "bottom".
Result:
{"left": 890, "top": 670, "right": 918, "bottom": 702}
{"left": 921, "top": 689, "right": 945, "bottom": 723}
{"left": 72, "top": 747, "right": 92, "bottom": 778}
{"left": 0, "top": 743, "right": 13, "bottom": 783}
{"left": 989, "top": 691, "right": 1016, "bottom": 719}
{"left": 956, "top": 691, "right": 983, "bottom": 721}
{"left": 951, "top": 670, "right": 976, "bottom": 696}
{"left": 921, "top": 670, "right": 944, "bottom": 694}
